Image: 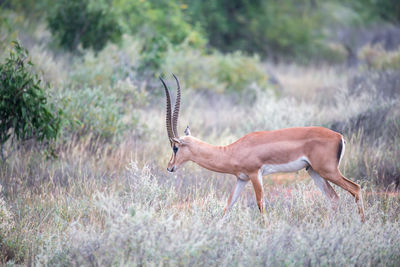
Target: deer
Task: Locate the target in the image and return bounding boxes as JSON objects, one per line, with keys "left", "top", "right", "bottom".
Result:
{"left": 160, "top": 75, "right": 365, "bottom": 222}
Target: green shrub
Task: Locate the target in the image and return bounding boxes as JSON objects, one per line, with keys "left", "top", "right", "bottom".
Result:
{"left": 111, "top": 78, "right": 149, "bottom": 108}
{"left": 162, "top": 44, "right": 270, "bottom": 94}
{"left": 47, "top": 0, "right": 122, "bottom": 52}
{"left": 215, "top": 52, "right": 269, "bottom": 93}
{"left": 186, "top": 0, "right": 325, "bottom": 61}
{"left": 69, "top": 36, "right": 142, "bottom": 88}
{"left": 0, "top": 42, "right": 61, "bottom": 159}
{"left": 61, "top": 87, "right": 133, "bottom": 140}
{"left": 186, "top": 0, "right": 258, "bottom": 53}
{"left": 349, "top": 0, "right": 400, "bottom": 24}
{"left": 114, "top": 0, "right": 206, "bottom": 70}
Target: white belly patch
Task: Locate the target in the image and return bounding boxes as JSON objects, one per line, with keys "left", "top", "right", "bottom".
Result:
{"left": 260, "top": 156, "right": 310, "bottom": 176}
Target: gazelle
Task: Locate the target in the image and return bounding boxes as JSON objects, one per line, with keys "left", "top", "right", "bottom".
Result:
{"left": 160, "top": 75, "right": 365, "bottom": 222}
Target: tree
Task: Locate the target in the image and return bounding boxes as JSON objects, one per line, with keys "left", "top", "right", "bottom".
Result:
{"left": 0, "top": 41, "right": 61, "bottom": 160}
{"left": 47, "top": 0, "right": 122, "bottom": 52}
{"left": 186, "top": 0, "right": 323, "bottom": 61}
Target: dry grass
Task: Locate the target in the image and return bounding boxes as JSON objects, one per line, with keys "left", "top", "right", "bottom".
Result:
{"left": 1, "top": 29, "right": 400, "bottom": 265}
{"left": 1, "top": 99, "right": 399, "bottom": 266}
{"left": 267, "top": 63, "right": 347, "bottom": 102}
{"left": 2, "top": 153, "right": 399, "bottom": 266}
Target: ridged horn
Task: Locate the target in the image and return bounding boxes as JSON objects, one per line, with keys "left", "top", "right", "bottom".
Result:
{"left": 172, "top": 74, "right": 181, "bottom": 138}
{"left": 160, "top": 77, "right": 174, "bottom": 140}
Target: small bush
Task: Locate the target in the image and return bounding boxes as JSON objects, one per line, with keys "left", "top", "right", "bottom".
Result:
{"left": 61, "top": 87, "right": 133, "bottom": 140}
{"left": 47, "top": 0, "right": 122, "bottom": 52}
{"left": 0, "top": 42, "right": 61, "bottom": 158}
{"left": 112, "top": 78, "right": 149, "bottom": 108}
{"left": 358, "top": 44, "right": 400, "bottom": 69}
{"left": 69, "top": 36, "right": 142, "bottom": 88}
{"left": 162, "top": 44, "right": 270, "bottom": 94}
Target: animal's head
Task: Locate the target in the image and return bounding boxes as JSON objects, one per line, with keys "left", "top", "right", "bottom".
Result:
{"left": 160, "top": 75, "right": 193, "bottom": 172}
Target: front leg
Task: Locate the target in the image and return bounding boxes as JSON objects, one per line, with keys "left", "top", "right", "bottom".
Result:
{"left": 223, "top": 178, "right": 248, "bottom": 217}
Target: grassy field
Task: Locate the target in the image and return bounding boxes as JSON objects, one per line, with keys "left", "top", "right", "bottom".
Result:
{"left": 1, "top": 5, "right": 400, "bottom": 265}
{"left": 1, "top": 51, "right": 400, "bottom": 265}
{"left": 1, "top": 135, "right": 399, "bottom": 266}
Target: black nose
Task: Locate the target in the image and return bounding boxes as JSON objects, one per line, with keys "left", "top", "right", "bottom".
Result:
{"left": 167, "top": 166, "right": 176, "bottom": 172}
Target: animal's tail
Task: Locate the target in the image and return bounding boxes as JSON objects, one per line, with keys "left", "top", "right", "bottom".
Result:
{"left": 337, "top": 136, "right": 345, "bottom": 164}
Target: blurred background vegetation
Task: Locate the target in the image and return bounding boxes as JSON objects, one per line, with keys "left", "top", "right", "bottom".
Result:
{"left": 3, "top": 0, "right": 400, "bottom": 64}
{"left": 0, "top": 0, "right": 400, "bottom": 265}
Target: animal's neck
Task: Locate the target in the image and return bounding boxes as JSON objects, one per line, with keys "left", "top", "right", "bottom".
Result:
{"left": 188, "top": 138, "right": 233, "bottom": 174}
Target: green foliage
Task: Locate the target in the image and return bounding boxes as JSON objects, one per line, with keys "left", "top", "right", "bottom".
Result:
{"left": 69, "top": 36, "right": 142, "bottom": 88}
{"left": 187, "top": 0, "right": 325, "bottom": 61}
{"left": 47, "top": 0, "right": 122, "bottom": 52}
{"left": 372, "top": 0, "right": 400, "bottom": 23}
{"left": 114, "top": 0, "right": 206, "bottom": 70}
{"left": 0, "top": 10, "right": 18, "bottom": 57}
{"left": 216, "top": 52, "right": 269, "bottom": 93}
{"left": 185, "top": 0, "right": 400, "bottom": 62}
{"left": 0, "top": 42, "right": 61, "bottom": 146}
{"left": 186, "top": 0, "right": 258, "bottom": 53}
{"left": 163, "top": 44, "right": 270, "bottom": 94}
{"left": 347, "top": 0, "right": 400, "bottom": 23}
{"left": 256, "top": 1, "right": 324, "bottom": 60}
{"left": 61, "top": 87, "right": 134, "bottom": 140}
{"left": 1, "top": 0, "right": 51, "bottom": 20}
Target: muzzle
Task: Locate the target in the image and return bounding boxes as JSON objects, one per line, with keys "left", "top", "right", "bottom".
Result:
{"left": 167, "top": 166, "right": 176, "bottom": 172}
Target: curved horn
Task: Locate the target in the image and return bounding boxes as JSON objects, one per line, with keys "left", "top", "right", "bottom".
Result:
{"left": 160, "top": 77, "right": 174, "bottom": 140}
{"left": 172, "top": 74, "right": 181, "bottom": 138}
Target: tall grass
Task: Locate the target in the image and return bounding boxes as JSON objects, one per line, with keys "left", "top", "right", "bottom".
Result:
{"left": 2, "top": 158, "right": 399, "bottom": 265}
{"left": 0, "top": 23, "right": 400, "bottom": 265}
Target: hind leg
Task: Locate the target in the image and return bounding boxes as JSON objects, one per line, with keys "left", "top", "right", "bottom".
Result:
{"left": 318, "top": 169, "right": 365, "bottom": 222}
{"left": 250, "top": 172, "right": 266, "bottom": 225}
{"left": 307, "top": 168, "right": 339, "bottom": 209}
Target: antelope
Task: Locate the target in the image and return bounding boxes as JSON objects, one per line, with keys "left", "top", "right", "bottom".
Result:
{"left": 160, "top": 75, "right": 365, "bottom": 222}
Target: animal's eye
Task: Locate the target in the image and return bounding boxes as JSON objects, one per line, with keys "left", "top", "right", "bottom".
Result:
{"left": 173, "top": 146, "right": 178, "bottom": 154}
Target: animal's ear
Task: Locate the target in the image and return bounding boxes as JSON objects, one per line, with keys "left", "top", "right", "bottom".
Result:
{"left": 184, "top": 125, "right": 191, "bottom": 136}
{"left": 171, "top": 137, "right": 185, "bottom": 145}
